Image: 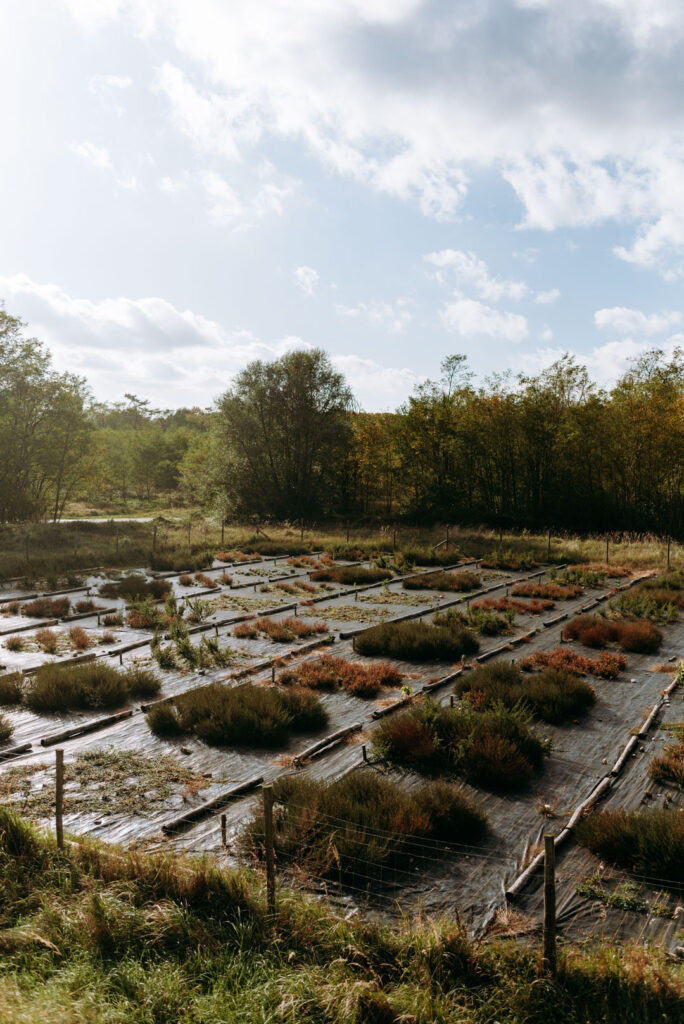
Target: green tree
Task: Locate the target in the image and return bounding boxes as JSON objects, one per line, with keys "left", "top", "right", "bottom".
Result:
{"left": 214, "top": 349, "right": 353, "bottom": 520}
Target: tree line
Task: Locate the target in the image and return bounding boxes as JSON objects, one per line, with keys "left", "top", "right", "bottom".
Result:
{"left": 1, "top": 306, "right": 682, "bottom": 535}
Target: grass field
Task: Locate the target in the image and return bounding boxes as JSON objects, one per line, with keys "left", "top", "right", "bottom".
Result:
{"left": 0, "top": 806, "right": 681, "bottom": 1023}
{"left": 0, "top": 517, "right": 680, "bottom": 583}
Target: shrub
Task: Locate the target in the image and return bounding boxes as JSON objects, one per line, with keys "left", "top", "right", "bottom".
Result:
{"left": 35, "top": 627, "right": 59, "bottom": 654}
{"left": 239, "top": 773, "right": 487, "bottom": 880}
{"left": 149, "top": 550, "right": 214, "bottom": 572}
{"left": 649, "top": 740, "right": 684, "bottom": 787}
{"left": 455, "top": 662, "right": 596, "bottom": 723}
{"left": 519, "top": 646, "right": 627, "bottom": 679}
{"left": 610, "top": 590, "right": 681, "bottom": 623}
{"left": 68, "top": 626, "right": 92, "bottom": 650}
{"left": 435, "top": 606, "right": 512, "bottom": 636}
{"left": 5, "top": 635, "right": 25, "bottom": 652}
{"left": 126, "top": 597, "right": 165, "bottom": 630}
{"left": 373, "top": 698, "right": 548, "bottom": 790}
{"left": 0, "top": 673, "right": 22, "bottom": 704}
{"left": 24, "top": 661, "right": 159, "bottom": 712}
{"left": 403, "top": 570, "right": 481, "bottom": 592}
{"left": 474, "top": 595, "right": 555, "bottom": 615}
{"left": 562, "top": 615, "right": 662, "bottom": 654}
{"left": 22, "top": 597, "right": 71, "bottom": 618}
{"left": 574, "top": 809, "right": 684, "bottom": 883}
{"left": 233, "top": 621, "right": 258, "bottom": 639}
{"left": 146, "top": 701, "right": 184, "bottom": 736}
{"left": 311, "top": 566, "right": 393, "bottom": 586}
{"left": 356, "top": 619, "right": 479, "bottom": 661}
{"left": 245, "top": 616, "right": 329, "bottom": 644}
{"left": 74, "top": 599, "right": 98, "bottom": 613}
{"left": 194, "top": 572, "right": 216, "bottom": 588}
{"left": 0, "top": 713, "right": 13, "bottom": 744}
{"left": 512, "top": 581, "right": 582, "bottom": 600}
{"left": 178, "top": 573, "right": 195, "bottom": 587}
{"left": 148, "top": 682, "right": 328, "bottom": 747}
{"left": 480, "top": 551, "right": 538, "bottom": 571}
{"left": 279, "top": 655, "right": 402, "bottom": 697}
{"left": 102, "top": 612, "right": 123, "bottom": 627}
{"left": 99, "top": 575, "right": 170, "bottom": 601}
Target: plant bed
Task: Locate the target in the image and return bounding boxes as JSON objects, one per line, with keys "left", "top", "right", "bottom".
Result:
{"left": 149, "top": 550, "right": 215, "bottom": 572}
{"left": 233, "top": 616, "right": 328, "bottom": 643}
{"left": 455, "top": 661, "right": 596, "bottom": 723}
{"left": 14, "top": 597, "right": 71, "bottom": 619}
{"left": 512, "top": 581, "right": 583, "bottom": 600}
{"left": 519, "top": 647, "right": 627, "bottom": 679}
{"left": 403, "top": 570, "right": 481, "bottom": 592}
{"left": 146, "top": 681, "right": 328, "bottom": 747}
{"left": 238, "top": 772, "right": 487, "bottom": 880}
{"left": 311, "top": 566, "right": 393, "bottom": 585}
{"left": 373, "top": 698, "right": 549, "bottom": 790}
{"left": 0, "top": 748, "right": 212, "bottom": 818}
{"left": 279, "top": 654, "right": 402, "bottom": 697}
{"left": 356, "top": 619, "right": 479, "bottom": 661}
{"left": 648, "top": 732, "right": 684, "bottom": 786}
{"left": 23, "top": 661, "right": 159, "bottom": 712}
{"left": 562, "top": 615, "right": 662, "bottom": 653}
{"left": 574, "top": 809, "right": 684, "bottom": 883}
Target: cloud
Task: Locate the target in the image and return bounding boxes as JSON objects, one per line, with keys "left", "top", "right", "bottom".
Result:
{"left": 198, "top": 164, "right": 296, "bottom": 228}
{"left": 424, "top": 249, "right": 527, "bottom": 302}
{"left": 331, "top": 354, "right": 423, "bottom": 409}
{"left": 334, "top": 298, "right": 412, "bottom": 333}
{"left": 441, "top": 299, "right": 528, "bottom": 342}
{"left": 89, "top": 73, "right": 132, "bottom": 92}
{"left": 516, "top": 335, "right": 683, "bottom": 387}
{"left": 535, "top": 288, "right": 560, "bottom": 305}
{"left": 294, "top": 266, "right": 319, "bottom": 295}
{"left": 539, "top": 324, "right": 553, "bottom": 341}
{"left": 70, "top": 140, "right": 112, "bottom": 170}
{"left": 594, "top": 306, "right": 681, "bottom": 334}
{"left": 0, "top": 272, "right": 418, "bottom": 408}
{"left": 61, "top": 0, "right": 684, "bottom": 272}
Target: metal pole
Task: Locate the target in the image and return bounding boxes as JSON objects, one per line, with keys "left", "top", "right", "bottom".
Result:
{"left": 55, "top": 749, "right": 64, "bottom": 849}
{"left": 543, "top": 834, "right": 556, "bottom": 974}
{"left": 263, "top": 785, "right": 276, "bottom": 917}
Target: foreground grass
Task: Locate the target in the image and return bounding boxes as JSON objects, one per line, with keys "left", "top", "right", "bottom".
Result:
{"left": 0, "top": 807, "right": 681, "bottom": 1023}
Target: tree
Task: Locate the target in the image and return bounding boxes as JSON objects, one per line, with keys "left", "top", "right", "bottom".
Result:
{"left": 0, "top": 309, "right": 92, "bottom": 521}
{"left": 213, "top": 349, "right": 353, "bottom": 520}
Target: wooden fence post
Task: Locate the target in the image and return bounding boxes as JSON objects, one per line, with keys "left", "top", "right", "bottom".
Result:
{"left": 55, "top": 749, "right": 64, "bottom": 849}
{"left": 543, "top": 834, "right": 556, "bottom": 974}
{"left": 300, "top": 520, "right": 304, "bottom": 542}
{"left": 667, "top": 537, "right": 671, "bottom": 571}
{"left": 446, "top": 525, "right": 450, "bottom": 550}
{"left": 221, "top": 813, "right": 227, "bottom": 848}
{"left": 605, "top": 535, "right": 609, "bottom": 564}
{"left": 547, "top": 530, "right": 551, "bottom": 561}
{"left": 263, "top": 785, "right": 276, "bottom": 917}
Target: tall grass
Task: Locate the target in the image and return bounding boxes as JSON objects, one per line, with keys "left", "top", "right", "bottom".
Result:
{"left": 24, "top": 661, "right": 159, "bottom": 711}
{"left": 356, "top": 618, "right": 479, "bottom": 661}
{"left": 147, "top": 681, "right": 328, "bottom": 746}
{"left": 455, "top": 661, "right": 596, "bottom": 723}
{"left": 575, "top": 809, "right": 684, "bottom": 882}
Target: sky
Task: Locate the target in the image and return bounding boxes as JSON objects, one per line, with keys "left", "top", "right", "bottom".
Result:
{"left": 2, "top": 0, "right": 684, "bottom": 411}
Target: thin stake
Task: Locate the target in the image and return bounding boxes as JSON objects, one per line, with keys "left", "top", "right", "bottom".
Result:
{"left": 543, "top": 834, "right": 556, "bottom": 974}
{"left": 362, "top": 744, "right": 367, "bottom": 762}
{"left": 221, "top": 813, "right": 227, "bottom": 848}
{"left": 55, "top": 749, "right": 64, "bottom": 849}
{"left": 263, "top": 785, "right": 276, "bottom": 917}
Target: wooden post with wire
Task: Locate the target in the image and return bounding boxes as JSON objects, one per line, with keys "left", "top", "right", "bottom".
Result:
{"left": 220, "top": 813, "right": 227, "bottom": 848}
{"left": 55, "top": 749, "right": 64, "bottom": 849}
{"left": 543, "top": 833, "right": 556, "bottom": 974}
{"left": 263, "top": 785, "right": 276, "bottom": 917}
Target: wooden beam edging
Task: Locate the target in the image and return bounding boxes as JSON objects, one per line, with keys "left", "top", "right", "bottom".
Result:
{"left": 161, "top": 775, "right": 264, "bottom": 834}
{"left": 0, "top": 742, "right": 32, "bottom": 761}
{"left": 39, "top": 708, "right": 133, "bottom": 747}
{"left": 293, "top": 722, "right": 363, "bottom": 766}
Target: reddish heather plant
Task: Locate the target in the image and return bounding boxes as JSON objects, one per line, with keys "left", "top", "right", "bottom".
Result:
{"left": 68, "top": 626, "right": 91, "bottom": 651}
{"left": 512, "top": 582, "right": 582, "bottom": 600}
{"left": 35, "top": 628, "right": 59, "bottom": 654}
{"left": 562, "top": 615, "right": 662, "bottom": 654}
{"left": 519, "top": 646, "right": 627, "bottom": 679}
{"left": 279, "top": 654, "right": 402, "bottom": 697}
{"left": 473, "top": 596, "right": 555, "bottom": 615}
